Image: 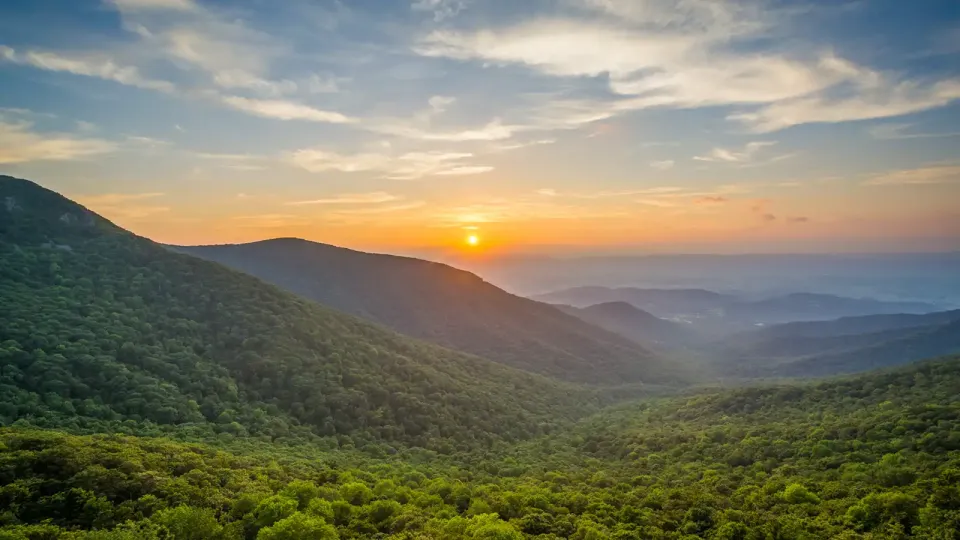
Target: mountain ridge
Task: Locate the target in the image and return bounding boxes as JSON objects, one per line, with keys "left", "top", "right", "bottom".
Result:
{"left": 176, "top": 239, "right": 686, "bottom": 385}
{"left": 0, "top": 175, "right": 618, "bottom": 450}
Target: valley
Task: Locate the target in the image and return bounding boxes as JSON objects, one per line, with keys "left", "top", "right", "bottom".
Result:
{"left": 1, "top": 176, "right": 959, "bottom": 539}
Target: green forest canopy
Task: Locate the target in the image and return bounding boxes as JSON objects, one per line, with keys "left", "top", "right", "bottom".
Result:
{"left": 1, "top": 355, "right": 959, "bottom": 538}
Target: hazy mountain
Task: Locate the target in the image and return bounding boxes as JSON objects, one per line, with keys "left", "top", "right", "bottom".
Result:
{"left": 177, "top": 240, "right": 685, "bottom": 385}
{"left": 557, "top": 302, "right": 702, "bottom": 348}
{"left": 716, "top": 310, "right": 960, "bottom": 377}
{"left": 533, "top": 286, "right": 732, "bottom": 313}
{"left": 453, "top": 253, "right": 960, "bottom": 306}
{"left": 534, "top": 286, "right": 939, "bottom": 332}
{"left": 0, "top": 176, "right": 612, "bottom": 449}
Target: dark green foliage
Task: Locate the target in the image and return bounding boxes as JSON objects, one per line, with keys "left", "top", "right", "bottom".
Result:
{"left": 2, "top": 356, "right": 959, "bottom": 538}
{"left": 0, "top": 176, "right": 602, "bottom": 451}
{"left": 177, "top": 239, "right": 685, "bottom": 385}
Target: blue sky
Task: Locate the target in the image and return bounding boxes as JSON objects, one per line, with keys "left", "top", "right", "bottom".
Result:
{"left": 1, "top": 0, "right": 958, "bottom": 254}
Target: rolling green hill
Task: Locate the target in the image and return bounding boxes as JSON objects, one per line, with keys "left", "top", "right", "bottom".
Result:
{"left": 1, "top": 355, "right": 958, "bottom": 538}
{"left": 176, "top": 240, "right": 683, "bottom": 385}
{"left": 0, "top": 175, "right": 608, "bottom": 451}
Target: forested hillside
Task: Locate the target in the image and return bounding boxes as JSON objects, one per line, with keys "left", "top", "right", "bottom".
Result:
{"left": 557, "top": 302, "right": 701, "bottom": 348}
{"left": 0, "top": 176, "right": 607, "bottom": 452}
{"left": 177, "top": 240, "right": 682, "bottom": 385}
{"left": 1, "top": 356, "right": 958, "bottom": 538}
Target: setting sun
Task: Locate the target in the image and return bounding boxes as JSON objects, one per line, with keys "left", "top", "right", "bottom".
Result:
{"left": 466, "top": 234, "right": 480, "bottom": 246}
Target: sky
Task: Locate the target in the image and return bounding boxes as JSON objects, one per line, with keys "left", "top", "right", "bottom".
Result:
{"left": 1, "top": 0, "right": 959, "bottom": 256}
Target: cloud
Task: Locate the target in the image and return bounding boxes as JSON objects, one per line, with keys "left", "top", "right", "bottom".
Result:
{"left": 415, "top": 5, "right": 960, "bottom": 133}
{"left": 731, "top": 76, "right": 960, "bottom": 132}
{"left": 544, "top": 186, "right": 685, "bottom": 199}
{"left": 412, "top": 0, "right": 467, "bottom": 22}
{"left": 190, "top": 152, "right": 268, "bottom": 170}
{"left": 761, "top": 213, "right": 777, "bottom": 222}
{"left": 494, "top": 138, "right": 556, "bottom": 151}
{"left": 649, "top": 160, "right": 675, "bottom": 170}
{"left": 213, "top": 70, "right": 298, "bottom": 96}
{"left": 428, "top": 95, "right": 456, "bottom": 114}
{"left": 863, "top": 165, "right": 960, "bottom": 186}
{"left": 287, "top": 148, "right": 492, "bottom": 180}
{"left": 219, "top": 96, "right": 354, "bottom": 123}
{"left": 287, "top": 192, "right": 401, "bottom": 205}
{"left": 0, "top": 119, "right": 116, "bottom": 164}
{"left": 537, "top": 188, "right": 558, "bottom": 196}
{"left": 416, "top": 19, "right": 850, "bottom": 109}
{"left": 107, "top": 0, "right": 198, "bottom": 11}
{"left": 325, "top": 201, "right": 427, "bottom": 215}
{"left": 0, "top": 46, "right": 175, "bottom": 92}
{"left": 433, "top": 198, "right": 626, "bottom": 224}
{"left": 788, "top": 216, "right": 810, "bottom": 223}
{"left": 306, "top": 74, "right": 342, "bottom": 94}
{"left": 370, "top": 118, "right": 518, "bottom": 142}
{"left": 694, "top": 141, "right": 776, "bottom": 163}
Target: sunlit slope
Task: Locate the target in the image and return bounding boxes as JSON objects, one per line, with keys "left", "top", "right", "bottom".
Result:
{"left": 0, "top": 175, "right": 605, "bottom": 450}
{"left": 178, "top": 239, "right": 686, "bottom": 385}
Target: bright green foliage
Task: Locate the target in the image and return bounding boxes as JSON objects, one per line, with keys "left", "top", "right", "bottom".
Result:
{"left": 151, "top": 506, "right": 222, "bottom": 539}
{"left": 783, "top": 483, "right": 820, "bottom": 505}
{"left": 1, "top": 356, "right": 959, "bottom": 538}
{"left": 257, "top": 513, "right": 338, "bottom": 540}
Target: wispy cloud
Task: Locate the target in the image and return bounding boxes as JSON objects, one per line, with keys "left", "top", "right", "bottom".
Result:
{"left": 433, "top": 198, "right": 627, "bottom": 225}
{"left": 0, "top": 46, "right": 175, "bottom": 92}
{"left": 415, "top": 4, "right": 960, "bottom": 133}
{"left": 0, "top": 118, "right": 116, "bottom": 164}
{"left": 369, "top": 118, "right": 517, "bottom": 142}
{"left": 107, "top": 0, "right": 198, "bottom": 12}
{"left": 649, "top": 160, "right": 675, "bottom": 170}
{"left": 411, "top": 0, "right": 468, "bottom": 22}
{"left": 694, "top": 141, "right": 777, "bottom": 163}
{"left": 863, "top": 165, "right": 960, "bottom": 186}
{"left": 219, "top": 96, "right": 354, "bottom": 124}
{"left": 287, "top": 192, "right": 401, "bottom": 205}
{"left": 731, "top": 75, "right": 960, "bottom": 133}
{"left": 287, "top": 148, "right": 492, "bottom": 180}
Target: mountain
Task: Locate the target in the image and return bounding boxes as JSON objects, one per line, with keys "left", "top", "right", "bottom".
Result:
{"left": 716, "top": 310, "right": 960, "bottom": 377}
{"left": 557, "top": 301, "right": 702, "bottom": 348}
{"left": 0, "top": 175, "right": 612, "bottom": 451}
{"left": 725, "top": 292, "right": 939, "bottom": 324}
{"left": 532, "top": 286, "right": 733, "bottom": 314}
{"left": 176, "top": 240, "right": 683, "bottom": 385}
{"left": 534, "top": 286, "right": 940, "bottom": 333}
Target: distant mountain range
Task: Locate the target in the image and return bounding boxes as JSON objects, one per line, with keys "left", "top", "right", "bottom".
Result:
{"left": 176, "top": 240, "right": 684, "bottom": 385}
{"left": 715, "top": 309, "right": 960, "bottom": 377}
{"left": 533, "top": 286, "right": 941, "bottom": 333}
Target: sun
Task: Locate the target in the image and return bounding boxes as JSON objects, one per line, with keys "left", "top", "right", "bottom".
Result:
{"left": 466, "top": 234, "right": 480, "bottom": 246}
